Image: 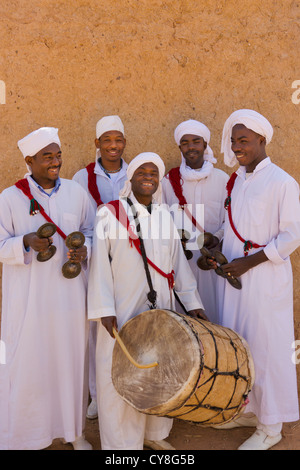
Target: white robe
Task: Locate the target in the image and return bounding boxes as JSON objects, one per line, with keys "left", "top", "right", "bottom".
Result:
{"left": 73, "top": 158, "right": 128, "bottom": 212}
{"left": 0, "top": 176, "right": 95, "bottom": 450}
{"left": 88, "top": 194, "right": 203, "bottom": 450}
{"left": 73, "top": 159, "right": 128, "bottom": 401}
{"left": 218, "top": 158, "right": 300, "bottom": 425}
{"left": 162, "top": 167, "right": 229, "bottom": 323}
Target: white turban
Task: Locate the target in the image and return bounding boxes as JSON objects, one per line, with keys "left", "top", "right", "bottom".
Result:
{"left": 221, "top": 109, "right": 274, "bottom": 167}
{"left": 18, "top": 127, "right": 61, "bottom": 158}
{"left": 18, "top": 127, "right": 61, "bottom": 176}
{"left": 174, "top": 119, "right": 216, "bottom": 164}
{"left": 96, "top": 115, "right": 124, "bottom": 139}
{"left": 119, "top": 152, "right": 165, "bottom": 203}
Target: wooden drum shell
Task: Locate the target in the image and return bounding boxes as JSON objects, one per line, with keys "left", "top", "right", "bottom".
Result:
{"left": 112, "top": 309, "right": 255, "bottom": 426}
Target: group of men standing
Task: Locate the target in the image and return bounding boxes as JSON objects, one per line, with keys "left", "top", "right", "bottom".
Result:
{"left": 0, "top": 109, "right": 299, "bottom": 451}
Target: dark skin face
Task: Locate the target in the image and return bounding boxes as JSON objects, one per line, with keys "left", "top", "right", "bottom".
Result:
{"left": 179, "top": 134, "right": 207, "bottom": 169}
{"left": 130, "top": 162, "right": 160, "bottom": 206}
{"left": 25, "top": 143, "right": 62, "bottom": 189}
{"left": 230, "top": 124, "right": 267, "bottom": 173}
{"left": 95, "top": 130, "right": 126, "bottom": 172}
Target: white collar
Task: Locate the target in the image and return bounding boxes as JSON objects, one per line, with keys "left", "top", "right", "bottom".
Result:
{"left": 237, "top": 156, "right": 271, "bottom": 179}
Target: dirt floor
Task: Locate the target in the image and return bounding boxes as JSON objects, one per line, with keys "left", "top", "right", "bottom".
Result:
{"left": 46, "top": 416, "right": 300, "bottom": 451}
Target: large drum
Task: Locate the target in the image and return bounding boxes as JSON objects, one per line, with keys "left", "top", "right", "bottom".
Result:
{"left": 112, "top": 309, "right": 255, "bottom": 426}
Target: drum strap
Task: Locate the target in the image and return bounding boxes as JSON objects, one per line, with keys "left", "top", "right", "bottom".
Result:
{"left": 86, "top": 162, "right": 104, "bottom": 207}
{"left": 224, "top": 172, "right": 266, "bottom": 256}
{"left": 15, "top": 178, "right": 67, "bottom": 240}
{"left": 126, "top": 197, "right": 157, "bottom": 309}
{"left": 167, "top": 167, "right": 205, "bottom": 233}
{"left": 107, "top": 199, "right": 175, "bottom": 308}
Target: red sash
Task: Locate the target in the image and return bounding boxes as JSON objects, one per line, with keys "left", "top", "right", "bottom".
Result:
{"left": 15, "top": 178, "right": 67, "bottom": 240}
{"left": 224, "top": 172, "right": 266, "bottom": 256}
{"left": 167, "top": 167, "right": 204, "bottom": 233}
{"left": 107, "top": 200, "right": 175, "bottom": 289}
{"left": 86, "top": 162, "right": 103, "bottom": 207}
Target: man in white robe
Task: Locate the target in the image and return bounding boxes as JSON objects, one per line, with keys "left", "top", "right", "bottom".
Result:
{"left": 73, "top": 115, "right": 128, "bottom": 419}
{"left": 88, "top": 152, "right": 205, "bottom": 450}
{"left": 0, "top": 127, "right": 95, "bottom": 450}
{"left": 162, "top": 120, "right": 228, "bottom": 323}
{"left": 213, "top": 109, "right": 300, "bottom": 450}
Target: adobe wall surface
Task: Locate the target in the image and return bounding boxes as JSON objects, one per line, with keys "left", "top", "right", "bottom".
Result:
{"left": 0, "top": 1, "right": 299, "bottom": 331}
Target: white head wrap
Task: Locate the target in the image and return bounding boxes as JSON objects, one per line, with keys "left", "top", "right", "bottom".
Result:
{"left": 18, "top": 127, "right": 61, "bottom": 176}
{"left": 119, "top": 152, "right": 165, "bottom": 203}
{"left": 174, "top": 119, "right": 216, "bottom": 164}
{"left": 173, "top": 119, "right": 216, "bottom": 181}
{"left": 96, "top": 115, "right": 124, "bottom": 139}
{"left": 18, "top": 127, "right": 61, "bottom": 158}
{"left": 95, "top": 115, "right": 125, "bottom": 164}
{"left": 221, "top": 109, "right": 273, "bottom": 167}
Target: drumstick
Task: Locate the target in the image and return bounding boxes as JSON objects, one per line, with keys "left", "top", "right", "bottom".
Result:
{"left": 113, "top": 327, "right": 158, "bottom": 369}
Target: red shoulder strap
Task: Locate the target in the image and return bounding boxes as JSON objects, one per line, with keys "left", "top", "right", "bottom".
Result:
{"left": 167, "top": 167, "right": 186, "bottom": 206}
{"left": 86, "top": 162, "right": 103, "bottom": 207}
{"left": 167, "top": 167, "right": 204, "bottom": 233}
{"left": 15, "top": 178, "right": 67, "bottom": 240}
{"left": 224, "top": 172, "right": 266, "bottom": 256}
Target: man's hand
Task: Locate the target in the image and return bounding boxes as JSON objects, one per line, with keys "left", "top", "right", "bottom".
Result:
{"left": 23, "top": 232, "right": 53, "bottom": 252}
{"left": 221, "top": 250, "right": 268, "bottom": 278}
{"left": 187, "top": 309, "right": 208, "bottom": 321}
{"left": 101, "top": 315, "right": 118, "bottom": 338}
{"left": 67, "top": 245, "right": 88, "bottom": 263}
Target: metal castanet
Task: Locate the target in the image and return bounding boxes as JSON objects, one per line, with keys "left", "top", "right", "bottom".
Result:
{"left": 36, "top": 222, "right": 57, "bottom": 262}
{"left": 196, "top": 232, "right": 242, "bottom": 290}
{"left": 62, "top": 231, "right": 85, "bottom": 279}
{"left": 177, "top": 229, "right": 193, "bottom": 260}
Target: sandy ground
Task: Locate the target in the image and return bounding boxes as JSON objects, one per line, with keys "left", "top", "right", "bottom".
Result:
{"left": 46, "top": 416, "right": 300, "bottom": 451}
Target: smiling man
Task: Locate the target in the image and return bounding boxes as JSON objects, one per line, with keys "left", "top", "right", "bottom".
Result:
{"left": 0, "top": 127, "right": 95, "bottom": 450}
{"left": 88, "top": 152, "right": 205, "bottom": 450}
{"left": 162, "top": 119, "right": 228, "bottom": 323}
{"left": 213, "top": 109, "right": 300, "bottom": 450}
{"left": 73, "top": 115, "right": 128, "bottom": 420}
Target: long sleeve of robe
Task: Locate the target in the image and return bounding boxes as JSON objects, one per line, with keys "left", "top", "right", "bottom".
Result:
{"left": 87, "top": 196, "right": 203, "bottom": 449}
{"left": 218, "top": 158, "right": 300, "bottom": 426}
{"left": 162, "top": 167, "right": 229, "bottom": 323}
{"left": 0, "top": 176, "right": 95, "bottom": 450}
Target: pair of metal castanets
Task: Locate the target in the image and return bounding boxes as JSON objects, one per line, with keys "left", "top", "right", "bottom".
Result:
{"left": 36, "top": 222, "right": 85, "bottom": 279}
{"left": 178, "top": 229, "right": 242, "bottom": 290}
{"left": 197, "top": 232, "right": 242, "bottom": 290}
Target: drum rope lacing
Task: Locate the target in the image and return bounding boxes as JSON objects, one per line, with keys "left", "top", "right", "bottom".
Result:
{"left": 168, "top": 316, "right": 251, "bottom": 424}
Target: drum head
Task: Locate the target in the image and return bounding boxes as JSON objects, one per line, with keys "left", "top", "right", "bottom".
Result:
{"left": 112, "top": 309, "right": 203, "bottom": 416}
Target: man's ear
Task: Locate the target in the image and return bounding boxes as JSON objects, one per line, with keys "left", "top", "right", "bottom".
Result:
{"left": 260, "top": 136, "right": 266, "bottom": 145}
{"left": 25, "top": 155, "right": 33, "bottom": 167}
{"left": 95, "top": 138, "right": 100, "bottom": 149}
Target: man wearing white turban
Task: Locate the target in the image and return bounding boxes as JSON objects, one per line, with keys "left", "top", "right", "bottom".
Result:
{"left": 88, "top": 152, "right": 205, "bottom": 450}
{"left": 162, "top": 119, "right": 229, "bottom": 323}
{"left": 212, "top": 109, "right": 300, "bottom": 450}
{"left": 0, "top": 127, "right": 95, "bottom": 450}
{"left": 73, "top": 115, "right": 128, "bottom": 419}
